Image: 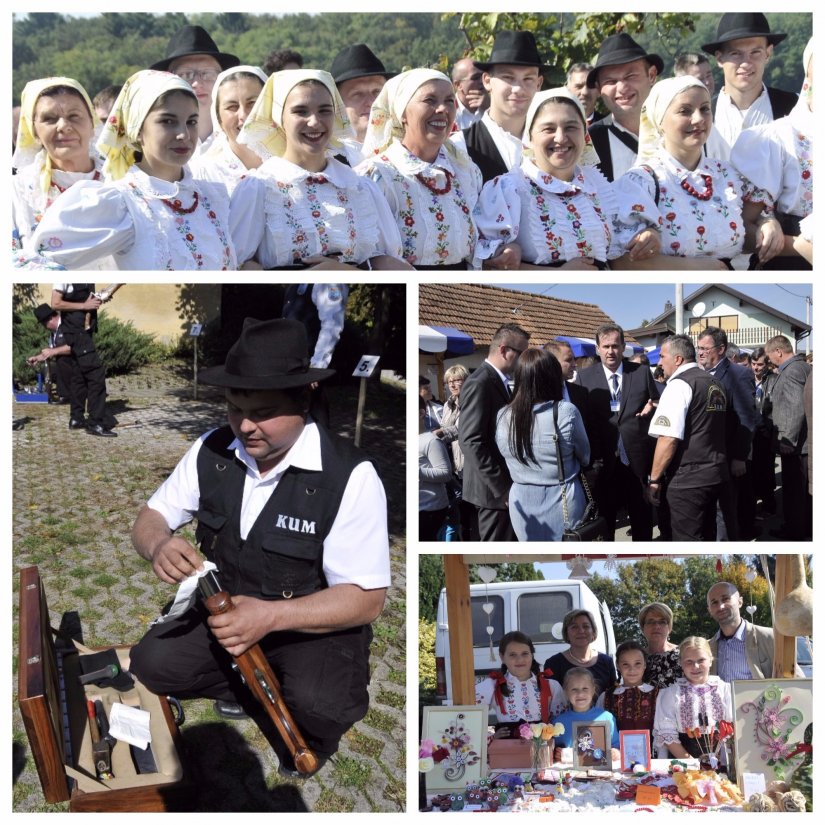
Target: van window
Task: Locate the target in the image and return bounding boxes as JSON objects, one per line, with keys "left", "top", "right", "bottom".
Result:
{"left": 518, "top": 591, "right": 574, "bottom": 644}
{"left": 471, "top": 596, "right": 505, "bottom": 647}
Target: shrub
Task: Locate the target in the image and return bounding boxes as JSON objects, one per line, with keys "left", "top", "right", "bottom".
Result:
{"left": 419, "top": 617, "right": 437, "bottom": 697}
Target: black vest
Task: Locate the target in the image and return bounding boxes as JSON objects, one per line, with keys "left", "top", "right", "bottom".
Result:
{"left": 588, "top": 121, "right": 639, "bottom": 183}
{"left": 58, "top": 283, "right": 95, "bottom": 333}
{"left": 195, "top": 424, "right": 365, "bottom": 600}
{"left": 667, "top": 367, "right": 729, "bottom": 489}
{"left": 463, "top": 120, "right": 509, "bottom": 183}
{"left": 282, "top": 285, "right": 320, "bottom": 355}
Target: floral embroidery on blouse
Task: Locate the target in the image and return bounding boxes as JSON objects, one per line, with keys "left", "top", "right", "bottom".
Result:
{"left": 795, "top": 131, "right": 813, "bottom": 214}
{"left": 676, "top": 682, "right": 727, "bottom": 734}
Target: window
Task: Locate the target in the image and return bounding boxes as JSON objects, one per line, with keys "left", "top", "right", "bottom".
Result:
{"left": 689, "top": 315, "right": 739, "bottom": 333}
{"left": 471, "top": 595, "right": 504, "bottom": 647}
{"left": 518, "top": 591, "right": 574, "bottom": 644}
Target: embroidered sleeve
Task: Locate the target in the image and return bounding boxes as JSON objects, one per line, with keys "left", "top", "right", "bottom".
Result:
{"left": 652, "top": 686, "right": 681, "bottom": 749}
{"left": 611, "top": 167, "right": 663, "bottom": 252}
{"left": 472, "top": 173, "right": 521, "bottom": 265}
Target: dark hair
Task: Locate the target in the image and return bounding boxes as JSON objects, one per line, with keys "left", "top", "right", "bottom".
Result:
{"left": 93, "top": 84, "right": 122, "bottom": 111}
{"left": 530, "top": 95, "right": 585, "bottom": 134}
{"left": 217, "top": 71, "right": 264, "bottom": 95}
{"left": 507, "top": 348, "right": 563, "bottom": 466}
{"left": 697, "top": 325, "right": 728, "bottom": 350}
{"left": 419, "top": 395, "right": 427, "bottom": 411}
{"left": 631, "top": 352, "right": 650, "bottom": 366}
{"left": 595, "top": 323, "right": 625, "bottom": 346}
{"left": 490, "top": 323, "right": 530, "bottom": 351}
{"left": 567, "top": 62, "right": 594, "bottom": 79}
{"left": 752, "top": 346, "right": 767, "bottom": 361}
{"left": 35, "top": 85, "right": 94, "bottom": 122}
{"left": 653, "top": 365, "right": 665, "bottom": 380}
{"left": 674, "top": 52, "right": 710, "bottom": 75}
{"left": 497, "top": 631, "right": 540, "bottom": 696}
{"left": 263, "top": 48, "right": 304, "bottom": 75}
{"left": 615, "top": 639, "right": 648, "bottom": 665}
{"left": 148, "top": 88, "right": 198, "bottom": 114}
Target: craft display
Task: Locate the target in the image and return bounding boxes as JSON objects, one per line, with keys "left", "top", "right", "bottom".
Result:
{"left": 572, "top": 721, "right": 610, "bottom": 768}
{"left": 421, "top": 706, "right": 487, "bottom": 794}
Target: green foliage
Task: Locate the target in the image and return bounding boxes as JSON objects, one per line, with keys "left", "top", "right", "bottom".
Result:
{"left": 346, "top": 284, "right": 406, "bottom": 375}
{"left": 419, "top": 554, "right": 444, "bottom": 623}
{"left": 419, "top": 617, "right": 437, "bottom": 696}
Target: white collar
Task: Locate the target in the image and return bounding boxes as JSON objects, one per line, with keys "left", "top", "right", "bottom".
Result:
{"left": 612, "top": 683, "right": 655, "bottom": 695}
{"left": 126, "top": 164, "right": 197, "bottom": 198}
{"left": 257, "top": 155, "right": 358, "bottom": 188}
{"left": 384, "top": 140, "right": 456, "bottom": 177}
{"left": 229, "top": 420, "right": 321, "bottom": 480}
{"left": 484, "top": 358, "right": 509, "bottom": 387}
{"left": 718, "top": 83, "right": 770, "bottom": 115}
{"left": 602, "top": 362, "right": 624, "bottom": 383}
{"left": 520, "top": 158, "right": 593, "bottom": 195}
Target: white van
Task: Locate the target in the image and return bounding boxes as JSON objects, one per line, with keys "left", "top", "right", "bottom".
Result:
{"left": 434, "top": 579, "right": 616, "bottom": 704}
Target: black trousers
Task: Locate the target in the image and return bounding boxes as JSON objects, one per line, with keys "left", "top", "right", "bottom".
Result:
{"left": 64, "top": 331, "right": 108, "bottom": 426}
{"left": 780, "top": 452, "right": 812, "bottom": 540}
{"left": 596, "top": 460, "right": 652, "bottom": 541}
{"left": 130, "top": 605, "right": 372, "bottom": 762}
{"left": 419, "top": 507, "right": 448, "bottom": 541}
{"left": 666, "top": 483, "right": 722, "bottom": 541}
{"left": 475, "top": 504, "right": 516, "bottom": 542}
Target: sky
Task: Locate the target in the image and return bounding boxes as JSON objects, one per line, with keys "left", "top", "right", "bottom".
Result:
{"left": 493, "top": 283, "right": 813, "bottom": 339}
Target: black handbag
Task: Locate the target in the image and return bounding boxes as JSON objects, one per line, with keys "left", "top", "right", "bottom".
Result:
{"left": 552, "top": 403, "right": 605, "bottom": 541}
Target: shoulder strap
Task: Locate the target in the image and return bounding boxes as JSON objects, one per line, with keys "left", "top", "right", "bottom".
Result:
{"left": 638, "top": 164, "right": 660, "bottom": 206}
{"left": 588, "top": 123, "right": 614, "bottom": 182}
{"left": 607, "top": 124, "right": 639, "bottom": 155}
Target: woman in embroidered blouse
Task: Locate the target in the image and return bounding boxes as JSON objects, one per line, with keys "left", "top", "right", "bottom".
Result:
{"left": 29, "top": 70, "right": 236, "bottom": 270}
{"left": 653, "top": 637, "right": 733, "bottom": 760}
{"left": 358, "top": 68, "right": 481, "bottom": 270}
{"left": 13, "top": 77, "right": 103, "bottom": 255}
{"left": 612, "top": 75, "right": 783, "bottom": 270}
{"left": 475, "top": 631, "right": 566, "bottom": 727}
{"left": 474, "top": 88, "right": 658, "bottom": 270}
{"left": 639, "top": 602, "right": 683, "bottom": 689}
{"left": 731, "top": 37, "right": 813, "bottom": 270}
{"left": 189, "top": 65, "right": 267, "bottom": 195}
{"left": 230, "top": 69, "right": 407, "bottom": 270}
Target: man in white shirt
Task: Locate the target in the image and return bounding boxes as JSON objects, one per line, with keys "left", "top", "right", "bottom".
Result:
{"left": 586, "top": 33, "right": 662, "bottom": 182}
{"left": 701, "top": 13, "right": 797, "bottom": 160}
{"left": 463, "top": 30, "right": 545, "bottom": 182}
{"left": 451, "top": 57, "right": 489, "bottom": 130}
{"left": 128, "top": 318, "right": 390, "bottom": 777}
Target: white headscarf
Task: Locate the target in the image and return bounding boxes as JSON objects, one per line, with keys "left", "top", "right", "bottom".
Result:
{"left": 637, "top": 75, "right": 708, "bottom": 162}
{"left": 13, "top": 77, "right": 98, "bottom": 191}
{"left": 523, "top": 87, "right": 600, "bottom": 167}
{"left": 237, "top": 69, "right": 352, "bottom": 161}
{"left": 209, "top": 65, "right": 267, "bottom": 136}
{"left": 95, "top": 69, "right": 196, "bottom": 180}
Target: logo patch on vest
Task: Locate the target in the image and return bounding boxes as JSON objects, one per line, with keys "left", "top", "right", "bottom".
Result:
{"left": 706, "top": 384, "right": 727, "bottom": 412}
{"left": 653, "top": 414, "right": 671, "bottom": 427}
{"left": 276, "top": 514, "right": 317, "bottom": 534}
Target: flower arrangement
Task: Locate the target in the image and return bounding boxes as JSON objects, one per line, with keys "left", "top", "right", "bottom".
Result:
{"left": 519, "top": 722, "right": 565, "bottom": 772}
{"left": 418, "top": 738, "right": 450, "bottom": 773}
{"left": 684, "top": 716, "right": 735, "bottom": 769}
{"left": 420, "top": 714, "right": 481, "bottom": 780}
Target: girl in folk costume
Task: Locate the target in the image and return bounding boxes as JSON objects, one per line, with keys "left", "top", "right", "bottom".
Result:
{"left": 29, "top": 70, "right": 236, "bottom": 270}
{"left": 476, "top": 631, "right": 566, "bottom": 727}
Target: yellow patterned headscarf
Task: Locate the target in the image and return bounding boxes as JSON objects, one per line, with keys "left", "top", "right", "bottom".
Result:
{"left": 13, "top": 77, "right": 97, "bottom": 193}
{"left": 637, "top": 75, "right": 708, "bottom": 163}
{"left": 95, "top": 69, "right": 196, "bottom": 180}
{"left": 524, "top": 88, "right": 600, "bottom": 168}
{"left": 237, "top": 69, "right": 352, "bottom": 161}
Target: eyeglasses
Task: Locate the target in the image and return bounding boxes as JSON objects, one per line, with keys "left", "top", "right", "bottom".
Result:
{"left": 176, "top": 69, "right": 219, "bottom": 84}
{"left": 447, "top": 379, "right": 465, "bottom": 385}
{"left": 644, "top": 619, "right": 669, "bottom": 627}
{"left": 696, "top": 345, "right": 721, "bottom": 353}
{"left": 505, "top": 345, "right": 527, "bottom": 355}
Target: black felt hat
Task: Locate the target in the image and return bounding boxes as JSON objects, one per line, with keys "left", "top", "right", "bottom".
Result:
{"left": 702, "top": 13, "right": 787, "bottom": 55}
{"left": 473, "top": 30, "right": 548, "bottom": 72}
{"left": 331, "top": 44, "right": 394, "bottom": 85}
{"left": 586, "top": 33, "right": 664, "bottom": 88}
{"left": 150, "top": 25, "right": 240, "bottom": 72}
{"left": 34, "top": 303, "right": 57, "bottom": 324}
{"left": 199, "top": 318, "right": 334, "bottom": 390}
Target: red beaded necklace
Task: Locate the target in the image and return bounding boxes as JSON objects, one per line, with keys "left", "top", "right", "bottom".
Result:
{"left": 415, "top": 168, "right": 453, "bottom": 195}
{"left": 52, "top": 170, "right": 101, "bottom": 194}
{"left": 680, "top": 174, "right": 713, "bottom": 201}
{"left": 161, "top": 191, "right": 199, "bottom": 214}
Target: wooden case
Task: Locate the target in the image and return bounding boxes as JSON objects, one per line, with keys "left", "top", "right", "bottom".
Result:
{"left": 17, "top": 565, "right": 192, "bottom": 812}
{"left": 487, "top": 729, "right": 533, "bottom": 769}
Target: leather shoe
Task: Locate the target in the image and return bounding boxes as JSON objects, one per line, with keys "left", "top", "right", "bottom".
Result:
{"left": 213, "top": 700, "right": 249, "bottom": 720}
{"left": 69, "top": 419, "right": 86, "bottom": 430}
{"left": 278, "top": 756, "right": 327, "bottom": 779}
{"left": 86, "top": 423, "right": 117, "bottom": 437}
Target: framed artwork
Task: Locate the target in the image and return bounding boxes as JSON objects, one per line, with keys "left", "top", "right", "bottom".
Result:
{"left": 572, "top": 721, "right": 610, "bottom": 769}
{"left": 421, "top": 705, "right": 487, "bottom": 795}
{"left": 732, "top": 678, "right": 813, "bottom": 787}
{"left": 619, "top": 730, "right": 651, "bottom": 772}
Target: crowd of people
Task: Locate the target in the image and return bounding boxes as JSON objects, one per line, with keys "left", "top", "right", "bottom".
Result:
{"left": 475, "top": 582, "right": 797, "bottom": 761}
{"left": 12, "top": 13, "right": 813, "bottom": 270}
{"left": 419, "top": 323, "right": 812, "bottom": 542}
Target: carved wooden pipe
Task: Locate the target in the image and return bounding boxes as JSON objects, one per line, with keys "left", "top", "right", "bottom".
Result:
{"left": 198, "top": 572, "right": 319, "bottom": 775}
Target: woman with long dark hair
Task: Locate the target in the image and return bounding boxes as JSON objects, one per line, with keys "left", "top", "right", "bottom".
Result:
{"left": 494, "top": 348, "right": 590, "bottom": 541}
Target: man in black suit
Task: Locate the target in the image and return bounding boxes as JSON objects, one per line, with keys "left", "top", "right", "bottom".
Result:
{"left": 463, "top": 31, "right": 544, "bottom": 183}
{"left": 576, "top": 324, "right": 657, "bottom": 540}
{"left": 459, "top": 323, "right": 530, "bottom": 541}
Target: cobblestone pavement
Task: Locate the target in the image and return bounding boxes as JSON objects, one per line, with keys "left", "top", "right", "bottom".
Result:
{"left": 12, "top": 362, "right": 406, "bottom": 812}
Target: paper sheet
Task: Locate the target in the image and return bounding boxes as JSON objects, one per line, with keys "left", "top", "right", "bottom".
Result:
{"left": 151, "top": 560, "right": 218, "bottom": 624}
{"left": 109, "top": 703, "right": 152, "bottom": 750}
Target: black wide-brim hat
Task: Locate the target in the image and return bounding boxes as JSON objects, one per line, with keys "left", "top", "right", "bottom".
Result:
{"left": 702, "top": 13, "right": 787, "bottom": 54}
{"left": 587, "top": 32, "right": 664, "bottom": 88}
{"left": 473, "top": 30, "right": 549, "bottom": 73}
{"left": 331, "top": 44, "right": 394, "bottom": 85}
{"left": 150, "top": 25, "right": 240, "bottom": 73}
{"left": 199, "top": 318, "right": 335, "bottom": 390}
{"left": 34, "top": 303, "right": 57, "bottom": 324}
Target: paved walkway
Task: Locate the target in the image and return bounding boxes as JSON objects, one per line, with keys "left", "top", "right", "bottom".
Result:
{"left": 12, "top": 362, "right": 406, "bottom": 812}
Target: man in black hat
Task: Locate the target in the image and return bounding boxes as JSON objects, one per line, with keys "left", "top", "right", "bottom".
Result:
{"left": 151, "top": 24, "right": 240, "bottom": 145}
{"left": 586, "top": 33, "right": 662, "bottom": 182}
{"left": 463, "top": 30, "right": 545, "bottom": 183}
{"left": 331, "top": 44, "right": 392, "bottom": 152}
{"left": 129, "top": 318, "right": 389, "bottom": 777}
{"left": 702, "top": 13, "right": 796, "bottom": 159}
{"left": 27, "top": 303, "right": 72, "bottom": 403}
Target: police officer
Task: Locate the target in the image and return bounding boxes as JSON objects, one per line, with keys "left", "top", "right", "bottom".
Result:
{"left": 129, "top": 318, "right": 389, "bottom": 777}
{"left": 49, "top": 284, "right": 116, "bottom": 437}
{"left": 646, "top": 335, "right": 729, "bottom": 541}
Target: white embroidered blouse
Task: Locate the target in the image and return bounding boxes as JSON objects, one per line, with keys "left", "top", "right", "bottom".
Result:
{"left": 230, "top": 155, "right": 403, "bottom": 268}
{"left": 473, "top": 159, "right": 621, "bottom": 267}
{"left": 189, "top": 132, "right": 253, "bottom": 197}
{"left": 29, "top": 166, "right": 236, "bottom": 270}
{"left": 613, "top": 151, "right": 746, "bottom": 260}
{"left": 357, "top": 140, "right": 481, "bottom": 267}
{"left": 476, "top": 671, "right": 567, "bottom": 723}
{"left": 653, "top": 677, "right": 732, "bottom": 751}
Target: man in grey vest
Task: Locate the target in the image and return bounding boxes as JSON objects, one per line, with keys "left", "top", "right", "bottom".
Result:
{"left": 129, "top": 319, "right": 389, "bottom": 777}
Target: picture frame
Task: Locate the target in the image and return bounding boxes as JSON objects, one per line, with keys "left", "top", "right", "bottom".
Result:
{"left": 732, "top": 678, "right": 813, "bottom": 789}
{"left": 421, "top": 705, "right": 487, "bottom": 795}
{"left": 619, "top": 730, "right": 651, "bottom": 772}
{"left": 572, "top": 720, "right": 610, "bottom": 769}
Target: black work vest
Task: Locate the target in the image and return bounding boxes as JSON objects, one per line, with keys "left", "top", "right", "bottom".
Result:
{"left": 58, "top": 283, "right": 95, "bottom": 333}
{"left": 668, "top": 367, "right": 729, "bottom": 489}
{"left": 282, "top": 285, "right": 320, "bottom": 355}
{"left": 463, "top": 121, "right": 509, "bottom": 183}
{"left": 195, "top": 424, "right": 365, "bottom": 600}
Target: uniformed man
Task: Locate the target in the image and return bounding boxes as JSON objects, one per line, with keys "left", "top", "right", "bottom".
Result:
{"left": 646, "top": 335, "right": 729, "bottom": 541}
{"left": 129, "top": 318, "right": 390, "bottom": 777}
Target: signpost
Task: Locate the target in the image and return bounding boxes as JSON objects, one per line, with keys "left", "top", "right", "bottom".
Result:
{"left": 190, "top": 323, "right": 203, "bottom": 399}
{"left": 352, "top": 355, "right": 380, "bottom": 447}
